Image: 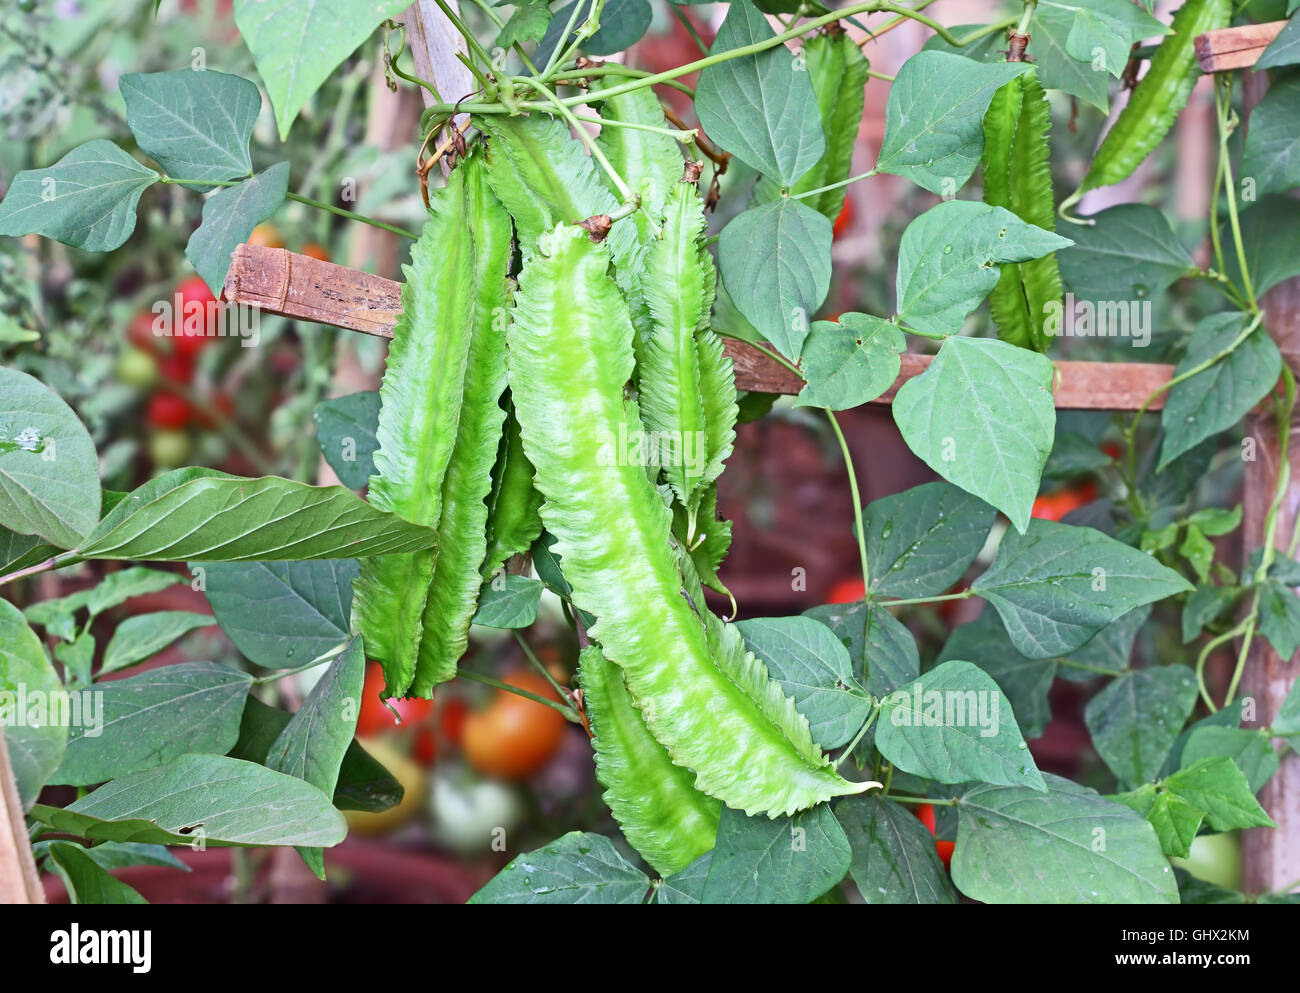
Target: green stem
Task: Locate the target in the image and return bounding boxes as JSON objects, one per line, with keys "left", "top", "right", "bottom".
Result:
{"left": 1216, "top": 76, "right": 1260, "bottom": 315}
{"left": 882, "top": 589, "right": 975, "bottom": 608}
{"left": 513, "top": 630, "right": 571, "bottom": 705}
{"left": 789, "top": 167, "right": 878, "bottom": 202}
{"left": 251, "top": 641, "right": 349, "bottom": 685}
{"left": 458, "top": 668, "right": 582, "bottom": 722}
{"left": 432, "top": 0, "right": 498, "bottom": 79}
{"left": 836, "top": 706, "right": 880, "bottom": 770}
{"left": 572, "top": 113, "right": 696, "bottom": 142}
{"left": 554, "top": 64, "right": 696, "bottom": 99}
{"left": 515, "top": 76, "right": 635, "bottom": 201}
{"left": 1014, "top": 0, "right": 1037, "bottom": 37}
{"left": 285, "top": 192, "right": 419, "bottom": 240}
{"left": 1058, "top": 658, "right": 1131, "bottom": 678}
{"left": 826, "top": 409, "right": 872, "bottom": 598}
{"left": 542, "top": 0, "right": 596, "bottom": 78}
{"left": 0, "top": 552, "right": 76, "bottom": 589}
{"left": 669, "top": 2, "right": 709, "bottom": 56}
{"left": 386, "top": 20, "right": 444, "bottom": 103}
{"left": 889, "top": 794, "right": 956, "bottom": 807}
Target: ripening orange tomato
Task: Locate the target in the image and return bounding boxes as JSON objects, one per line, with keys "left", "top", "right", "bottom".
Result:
{"left": 247, "top": 223, "right": 284, "bottom": 249}
{"left": 462, "top": 670, "right": 566, "bottom": 780}
{"left": 300, "top": 242, "right": 330, "bottom": 262}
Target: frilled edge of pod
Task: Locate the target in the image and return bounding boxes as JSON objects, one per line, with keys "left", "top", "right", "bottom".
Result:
{"left": 505, "top": 224, "right": 866, "bottom": 817}
{"left": 411, "top": 154, "right": 514, "bottom": 697}
{"left": 352, "top": 163, "right": 479, "bottom": 696}
{"left": 481, "top": 397, "right": 544, "bottom": 581}
{"left": 579, "top": 644, "right": 720, "bottom": 875}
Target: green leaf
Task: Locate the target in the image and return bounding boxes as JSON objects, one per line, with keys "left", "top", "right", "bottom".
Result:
{"left": 1112, "top": 786, "right": 1205, "bottom": 859}
{"left": 0, "top": 524, "right": 55, "bottom": 576}
{"left": 48, "top": 842, "right": 147, "bottom": 905}
{"left": 1163, "top": 756, "right": 1276, "bottom": 830}
{"left": 197, "top": 559, "right": 356, "bottom": 669}
{"left": 877, "top": 659, "right": 1045, "bottom": 789}
{"left": 0, "top": 599, "right": 67, "bottom": 808}
{"left": 1181, "top": 726, "right": 1278, "bottom": 794}
{"left": 267, "top": 637, "right": 364, "bottom": 798}
{"left": 472, "top": 574, "right": 543, "bottom": 629}
{"left": 1031, "top": 5, "right": 1112, "bottom": 111}
{"left": 1040, "top": 0, "right": 1167, "bottom": 78}
{"left": 101, "top": 610, "right": 214, "bottom": 674}
{"left": 693, "top": 0, "right": 824, "bottom": 185}
{"left": 534, "top": 0, "right": 651, "bottom": 65}
{"left": 1274, "top": 677, "right": 1300, "bottom": 736}
{"left": 185, "top": 161, "right": 290, "bottom": 296}
{"left": 1181, "top": 583, "right": 1238, "bottom": 643}
{"left": 736, "top": 616, "right": 871, "bottom": 750}
{"left": 0, "top": 139, "right": 158, "bottom": 251}
{"left": 230, "top": 696, "right": 402, "bottom": 812}
{"left": 495, "top": 0, "right": 552, "bottom": 49}
{"left": 120, "top": 69, "right": 260, "bottom": 190}
{"left": 1179, "top": 525, "right": 1214, "bottom": 584}
{"left": 1061, "top": 603, "right": 1151, "bottom": 680}
{"left": 1221, "top": 195, "right": 1300, "bottom": 297}
{"left": 1189, "top": 505, "right": 1242, "bottom": 537}
{"left": 895, "top": 200, "right": 1073, "bottom": 335}
{"left": 861, "top": 480, "right": 995, "bottom": 598}
{"left": 1159, "top": 312, "right": 1281, "bottom": 471}
{"left": 1240, "top": 74, "right": 1300, "bottom": 196}
{"left": 232, "top": 0, "right": 412, "bottom": 140}
{"left": 953, "top": 774, "right": 1178, "bottom": 903}
{"left": 313, "top": 391, "right": 379, "bottom": 490}
{"left": 1084, "top": 666, "right": 1198, "bottom": 787}
{"left": 1057, "top": 203, "right": 1194, "bottom": 305}
{"left": 469, "top": 831, "right": 650, "bottom": 904}
{"left": 793, "top": 313, "right": 905, "bottom": 410}
{"left": 0, "top": 367, "right": 101, "bottom": 548}
{"left": 55, "top": 633, "right": 95, "bottom": 686}
{"left": 86, "top": 566, "right": 184, "bottom": 616}
{"left": 52, "top": 661, "right": 252, "bottom": 785}
{"left": 837, "top": 794, "right": 957, "bottom": 904}
{"left": 47, "top": 840, "right": 189, "bottom": 873}
{"left": 76, "top": 469, "right": 436, "bottom": 561}
{"left": 973, "top": 520, "right": 1194, "bottom": 658}
{"left": 1257, "top": 579, "right": 1300, "bottom": 659}
{"left": 803, "top": 599, "right": 919, "bottom": 718}
{"left": 875, "top": 52, "right": 1032, "bottom": 194}
{"left": 717, "top": 198, "right": 831, "bottom": 361}
{"left": 937, "top": 608, "right": 1056, "bottom": 739}
{"left": 892, "top": 336, "right": 1056, "bottom": 533}
{"left": 1257, "top": 13, "right": 1300, "bottom": 68}
{"left": 32, "top": 753, "right": 348, "bottom": 847}
{"left": 701, "top": 804, "right": 851, "bottom": 904}
{"left": 655, "top": 851, "right": 711, "bottom": 904}
{"left": 756, "top": 30, "right": 869, "bottom": 221}
{"left": 0, "top": 312, "right": 39, "bottom": 345}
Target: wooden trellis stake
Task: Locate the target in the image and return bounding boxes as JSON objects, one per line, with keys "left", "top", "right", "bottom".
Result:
{"left": 225, "top": 243, "right": 1176, "bottom": 411}
{"left": 1196, "top": 21, "right": 1287, "bottom": 73}
{"left": 0, "top": 733, "right": 44, "bottom": 903}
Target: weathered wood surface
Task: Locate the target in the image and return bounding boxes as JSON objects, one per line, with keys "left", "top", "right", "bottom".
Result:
{"left": 1196, "top": 21, "right": 1287, "bottom": 73}
{"left": 225, "top": 244, "right": 1176, "bottom": 411}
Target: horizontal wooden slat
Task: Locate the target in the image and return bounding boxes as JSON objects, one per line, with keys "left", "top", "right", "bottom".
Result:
{"left": 224, "top": 244, "right": 1174, "bottom": 411}
{"left": 1196, "top": 21, "right": 1286, "bottom": 73}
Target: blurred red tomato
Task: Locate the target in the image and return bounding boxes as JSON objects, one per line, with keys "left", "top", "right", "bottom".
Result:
{"left": 827, "top": 576, "right": 865, "bottom": 604}
{"left": 247, "top": 223, "right": 284, "bottom": 249}
{"left": 935, "top": 840, "right": 955, "bottom": 870}
{"left": 915, "top": 802, "right": 936, "bottom": 835}
{"left": 356, "top": 662, "right": 435, "bottom": 737}
{"left": 462, "top": 670, "right": 566, "bottom": 780}
{"left": 833, "top": 197, "right": 854, "bottom": 239}
{"left": 129, "top": 310, "right": 161, "bottom": 354}
{"left": 146, "top": 392, "right": 192, "bottom": 429}
{"left": 440, "top": 697, "right": 469, "bottom": 746}
{"left": 1031, "top": 482, "right": 1098, "bottom": 522}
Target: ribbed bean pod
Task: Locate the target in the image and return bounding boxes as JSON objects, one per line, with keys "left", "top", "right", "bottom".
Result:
{"left": 505, "top": 223, "right": 865, "bottom": 816}
{"left": 1073, "top": 0, "right": 1229, "bottom": 198}
{"left": 410, "top": 154, "right": 514, "bottom": 696}
{"left": 982, "top": 72, "right": 1061, "bottom": 351}
{"left": 579, "top": 645, "right": 720, "bottom": 874}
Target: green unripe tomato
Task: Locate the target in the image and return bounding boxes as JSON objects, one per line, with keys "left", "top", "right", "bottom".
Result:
{"left": 147, "top": 429, "right": 191, "bottom": 468}
{"left": 115, "top": 347, "right": 158, "bottom": 389}
{"left": 1172, "top": 832, "right": 1242, "bottom": 891}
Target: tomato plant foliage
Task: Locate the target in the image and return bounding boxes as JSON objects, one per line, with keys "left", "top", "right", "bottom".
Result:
{"left": 0, "top": 0, "right": 1295, "bottom": 905}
